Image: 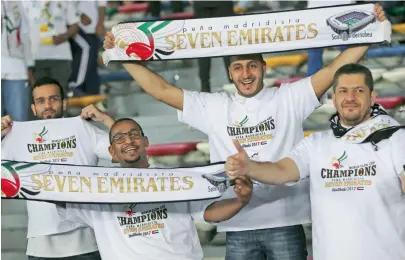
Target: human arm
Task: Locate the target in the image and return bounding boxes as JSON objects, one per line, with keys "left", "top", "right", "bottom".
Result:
{"left": 96, "top": 1, "right": 106, "bottom": 37}
{"left": 310, "top": 4, "right": 387, "bottom": 99}
{"left": 53, "top": 2, "right": 79, "bottom": 45}
{"left": 103, "top": 32, "right": 184, "bottom": 110}
{"left": 190, "top": 176, "right": 253, "bottom": 223}
{"left": 226, "top": 137, "right": 313, "bottom": 184}
{"left": 19, "top": 2, "right": 35, "bottom": 86}
{"left": 1, "top": 115, "right": 13, "bottom": 138}
{"left": 80, "top": 104, "right": 115, "bottom": 129}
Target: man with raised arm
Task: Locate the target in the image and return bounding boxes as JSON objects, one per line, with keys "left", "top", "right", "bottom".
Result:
{"left": 225, "top": 64, "right": 405, "bottom": 260}
{"left": 103, "top": 5, "right": 387, "bottom": 259}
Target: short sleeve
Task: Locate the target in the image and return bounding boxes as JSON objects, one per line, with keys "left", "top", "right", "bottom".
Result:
{"left": 391, "top": 129, "right": 405, "bottom": 177}
{"left": 288, "top": 134, "right": 316, "bottom": 180}
{"left": 65, "top": 2, "right": 80, "bottom": 25}
{"left": 57, "top": 203, "right": 94, "bottom": 228}
{"left": 1, "top": 132, "right": 14, "bottom": 160}
{"left": 177, "top": 90, "right": 226, "bottom": 134}
{"left": 189, "top": 199, "right": 217, "bottom": 223}
{"left": 82, "top": 120, "right": 112, "bottom": 161}
{"left": 280, "top": 77, "right": 325, "bottom": 123}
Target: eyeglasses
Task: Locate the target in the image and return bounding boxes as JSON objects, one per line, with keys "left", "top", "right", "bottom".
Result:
{"left": 111, "top": 130, "right": 143, "bottom": 144}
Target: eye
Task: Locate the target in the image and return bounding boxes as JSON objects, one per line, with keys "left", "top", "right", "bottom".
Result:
{"left": 249, "top": 64, "right": 257, "bottom": 68}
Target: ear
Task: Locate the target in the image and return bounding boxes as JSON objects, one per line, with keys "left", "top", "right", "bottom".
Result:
{"left": 228, "top": 66, "right": 233, "bottom": 81}
{"left": 370, "top": 90, "right": 377, "bottom": 106}
{"left": 331, "top": 92, "right": 337, "bottom": 110}
{"left": 144, "top": 136, "right": 149, "bottom": 148}
{"left": 31, "top": 104, "right": 37, "bottom": 116}
{"left": 262, "top": 61, "right": 267, "bottom": 74}
{"left": 108, "top": 146, "right": 118, "bottom": 163}
{"left": 62, "top": 99, "right": 67, "bottom": 112}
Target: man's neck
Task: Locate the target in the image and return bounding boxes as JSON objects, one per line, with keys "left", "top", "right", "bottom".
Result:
{"left": 121, "top": 160, "right": 150, "bottom": 169}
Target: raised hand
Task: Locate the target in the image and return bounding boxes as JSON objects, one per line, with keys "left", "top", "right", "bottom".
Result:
{"left": 225, "top": 139, "right": 251, "bottom": 179}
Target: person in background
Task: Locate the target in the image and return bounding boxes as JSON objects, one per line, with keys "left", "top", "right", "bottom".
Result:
{"left": 193, "top": 1, "right": 235, "bottom": 92}
{"left": 148, "top": 1, "right": 185, "bottom": 18}
{"left": 1, "top": 1, "right": 34, "bottom": 121}
{"left": 68, "top": 1, "right": 106, "bottom": 97}
{"left": 23, "top": 1, "right": 79, "bottom": 94}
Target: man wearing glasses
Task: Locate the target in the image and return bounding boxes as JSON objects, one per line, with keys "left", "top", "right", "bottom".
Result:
{"left": 56, "top": 118, "right": 254, "bottom": 260}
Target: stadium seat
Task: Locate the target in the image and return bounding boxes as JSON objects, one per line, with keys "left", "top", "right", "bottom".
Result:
{"left": 366, "top": 45, "right": 405, "bottom": 58}
{"left": 67, "top": 95, "right": 107, "bottom": 108}
{"left": 274, "top": 77, "right": 304, "bottom": 87}
{"left": 392, "top": 23, "right": 405, "bottom": 34}
{"left": 381, "top": 67, "right": 405, "bottom": 83}
{"left": 264, "top": 54, "right": 308, "bottom": 69}
{"left": 370, "top": 68, "right": 387, "bottom": 82}
{"left": 161, "top": 12, "right": 194, "bottom": 20}
{"left": 196, "top": 142, "right": 210, "bottom": 155}
{"left": 118, "top": 3, "right": 149, "bottom": 13}
{"left": 146, "top": 142, "right": 198, "bottom": 157}
{"left": 388, "top": 6, "right": 405, "bottom": 17}
{"left": 100, "top": 72, "right": 133, "bottom": 83}
{"left": 376, "top": 96, "right": 405, "bottom": 110}
{"left": 106, "top": 7, "right": 118, "bottom": 17}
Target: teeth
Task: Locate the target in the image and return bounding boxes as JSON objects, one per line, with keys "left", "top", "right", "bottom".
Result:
{"left": 124, "top": 148, "right": 136, "bottom": 152}
{"left": 242, "top": 80, "right": 253, "bottom": 84}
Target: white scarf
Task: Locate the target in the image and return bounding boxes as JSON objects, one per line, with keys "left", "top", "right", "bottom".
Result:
{"left": 1, "top": 160, "right": 232, "bottom": 203}
{"left": 103, "top": 3, "right": 391, "bottom": 63}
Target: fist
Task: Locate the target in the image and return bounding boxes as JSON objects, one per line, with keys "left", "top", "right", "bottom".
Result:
{"left": 80, "top": 104, "right": 107, "bottom": 122}
{"left": 374, "top": 3, "right": 386, "bottom": 22}
{"left": 233, "top": 176, "right": 253, "bottom": 205}
{"left": 103, "top": 31, "right": 116, "bottom": 50}
{"left": 225, "top": 139, "right": 250, "bottom": 179}
{"left": 1, "top": 115, "right": 13, "bottom": 138}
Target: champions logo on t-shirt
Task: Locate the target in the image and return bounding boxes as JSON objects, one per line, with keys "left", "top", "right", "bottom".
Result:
{"left": 322, "top": 151, "right": 376, "bottom": 192}
{"left": 227, "top": 116, "right": 275, "bottom": 148}
{"left": 27, "top": 126, "right": 77, "bottom": 163}
{"left": 119, "top": 204, "right": 168, "bottom": 238}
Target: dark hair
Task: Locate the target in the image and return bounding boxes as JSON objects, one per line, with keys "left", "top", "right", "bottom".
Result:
{"left": 32, "top": 77, "right": 65, "bottom": 103}
{"left": 109, "top": 118, "right": 145, "bottom": 144}
{"left": 332, "top": 64, "right": 374, "bottom": 92}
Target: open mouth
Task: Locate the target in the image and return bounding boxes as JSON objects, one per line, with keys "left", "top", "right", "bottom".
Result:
{"left": 240, "top": 79, "right": 255, "bottom": 89}
{"left": 123, "top": 146, "right": 138, "bottom": 154}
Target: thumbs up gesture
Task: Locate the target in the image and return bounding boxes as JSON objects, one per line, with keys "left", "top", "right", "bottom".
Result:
{"left": 225, "top": 140, "right": 251, "bottom": 179}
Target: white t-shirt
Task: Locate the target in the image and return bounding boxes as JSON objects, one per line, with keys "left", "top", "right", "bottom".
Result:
{"left": 178, "top": 77, "right": 322, "bottom": 232}
{"left": 75, "top": 1, "right": 107, "bottom": 34}
{"left": 23, "top": 1, "right": 79, "bottom": 60}
{"left": 58, "top": 199, "right": 214, "bottom": 260}
{"left": 1, "top": 1, "right": 31, "bottom": 80}
{"left": 289, "top": 129, "right": 405, "bottom": 260}
{"left": 1, "top": 117, "right": 111, "bottom": 257}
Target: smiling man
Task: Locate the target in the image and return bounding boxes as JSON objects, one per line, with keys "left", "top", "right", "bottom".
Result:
{"left": 1, "top": 77, "right": 115, "bottom": 260}
{"left": 101, "top": 6, "right": 388, "bottom": 258}
{"left": 225, "top": 63, "right": 405, "bottom": 260}
{"left": 56, "top": 118, "right": 253, "bottom": 260}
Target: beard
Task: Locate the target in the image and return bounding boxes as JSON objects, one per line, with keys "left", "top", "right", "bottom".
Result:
{"left": 36, "top": 108, "right": 63, "bottom": 120}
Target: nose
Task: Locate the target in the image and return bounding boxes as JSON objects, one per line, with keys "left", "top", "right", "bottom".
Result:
{"left": 345, "top": 89, "right": 356, "bottom": 101}
{"left": 45, "top": 99, "right": 52, "bottom": 108}
{"left": 242, "top": 66, "right": 250, "bottom": 78}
